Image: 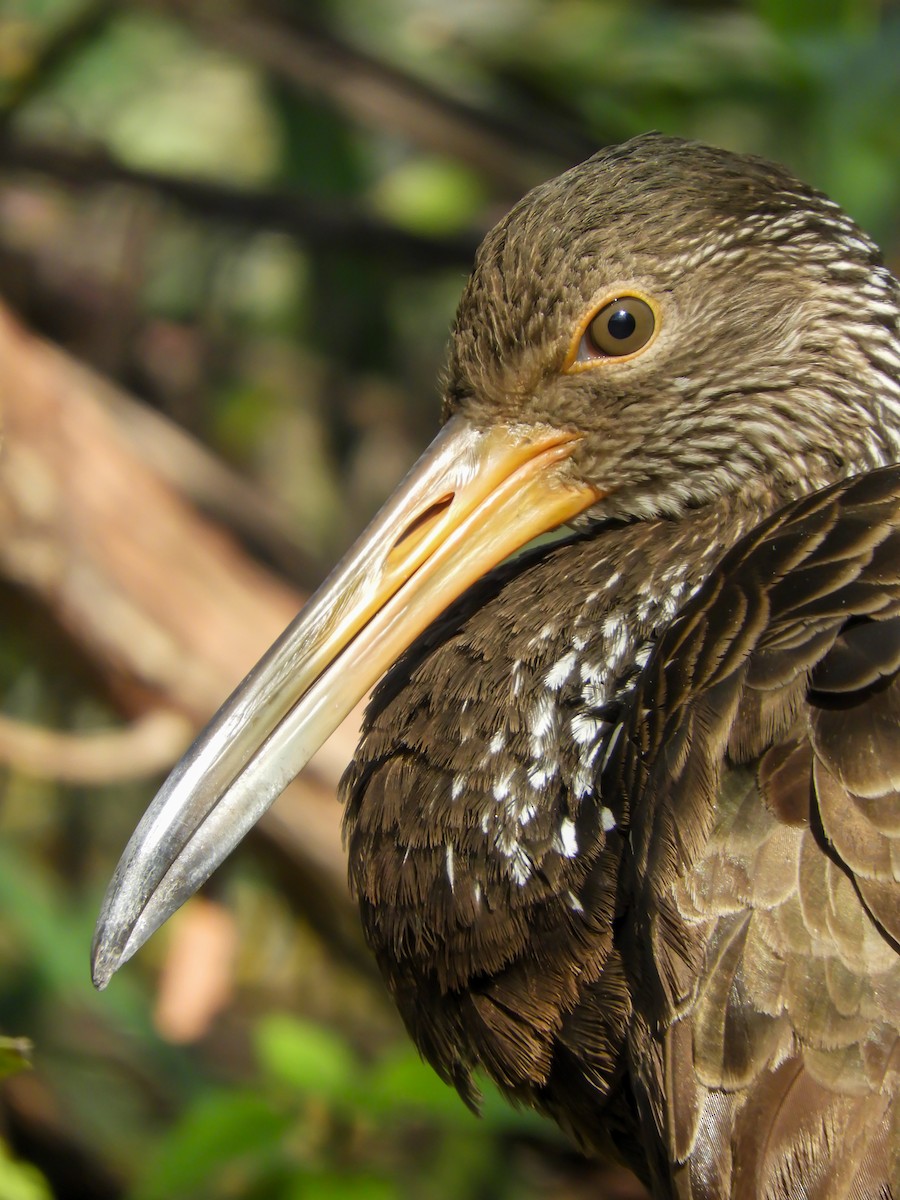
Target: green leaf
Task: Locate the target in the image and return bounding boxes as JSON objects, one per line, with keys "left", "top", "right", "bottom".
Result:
{"left": 751, "top": 0, "right": 875, "bottom": 36}
{"left": 255, "top": 1015, "right": 357, "bottom": 1104}
{"left": 284, "top": 1174, "right": 398, "bottom": 1200}
{"left": 372, "top": 158, "right": 486, "bottom": 234}
{"left": 363, "top": 1047, "right": 473, "bottom": 1127}
{"left": 133, "top": 1090, "right": 290, "bottom": 1200}
{"left": 360, "top": 1046, "right": 552, "bottom": 1140}
{"left": 0, "top": 1140, "right": 52, "bottom": 1200}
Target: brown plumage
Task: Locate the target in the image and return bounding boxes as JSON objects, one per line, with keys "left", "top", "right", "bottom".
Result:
{"left": 343, "top": 469, "right": 900, "bottom": 1197}
{"left": 93, "top": 135, "right": 900, "bottom": 1198}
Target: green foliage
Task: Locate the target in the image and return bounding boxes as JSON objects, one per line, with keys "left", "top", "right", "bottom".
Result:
{"left": 134, "top": 1091, "right": 293, "bottom": 1200}
{"left": 0, "top": 1141, "right": 52, "bottom": 1200}
{"left": 256, "top": 1015, "right": 357, "bottom": 1104}
{"left": 372, "top": 159, "right": 487, "bottom": 234}
{"left": 16, "top": 9, "right": 281, "bottom": 181}
{"left": 133, "top": 1013, "right": 555, "bottom": 1200}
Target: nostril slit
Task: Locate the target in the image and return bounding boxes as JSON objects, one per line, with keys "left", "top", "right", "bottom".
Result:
{"left": 391, "top": 494, "right": 454, "bottom": 556}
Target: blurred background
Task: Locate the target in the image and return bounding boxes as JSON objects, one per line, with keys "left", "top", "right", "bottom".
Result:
{"left": 0, "top": 1, "right": 898, "bottom": 1197}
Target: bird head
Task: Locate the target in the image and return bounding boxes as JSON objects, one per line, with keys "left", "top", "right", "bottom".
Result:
{"left": 447, "top": 134, "right": 900, "bottom": 520}
{"left": 91, "top": 134, "right": 900, "bottom": 987}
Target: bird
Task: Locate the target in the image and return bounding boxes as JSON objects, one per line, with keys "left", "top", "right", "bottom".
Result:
{"left": 91, "top": 134, "right": 900, "bottom": 1198}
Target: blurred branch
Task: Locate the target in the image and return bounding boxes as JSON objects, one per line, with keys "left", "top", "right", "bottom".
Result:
{"left": 0, "top": 0, "right": 119, "bottom": 136}
{"left": 0, "top": 137, "right": 480, "bottom": 269}
{"left": 0, "top": 297, "right": 353, "bottom": 895}
{"left": 138, "top": 0, "right": 573, "bottom": 194}
{"left": 0, "top": 301, "right": 299, "bottom": 717}
{"left": 105, "top": 381, "right": 323, "bottom": 588}
{"left": 0, "top": 710, "right": 192, "bottom": 785}
{"left": 0, "top": 235, "right": 329, "bottom": 586}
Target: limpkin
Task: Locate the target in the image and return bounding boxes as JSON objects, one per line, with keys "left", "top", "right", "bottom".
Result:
{"left": 93, "top": 135, "right": 900, "bottom": 1198}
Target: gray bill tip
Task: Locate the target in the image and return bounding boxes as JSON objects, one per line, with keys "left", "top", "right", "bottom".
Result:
{"left": 91, "top": 849, "right": 144, "bottom": 989}
{"left": 90, "top": 954, "right": 115, "bottom": 991}
{"left": 90, "top": 925, "right": 125, "bottom": 990}
{"left": 90, "top": 858, "right": 154, "bottom": 990}
{"left": 92, "top": 896, "right": 156, "bottom": 988}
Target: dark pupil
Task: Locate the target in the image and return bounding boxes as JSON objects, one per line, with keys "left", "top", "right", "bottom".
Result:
{"left": 608, "top": 309, "right": 636, "bottom": 340}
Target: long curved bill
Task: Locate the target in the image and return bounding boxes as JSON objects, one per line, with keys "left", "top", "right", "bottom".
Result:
{"left": 91, "top": 414, "right": 602, "bottom": 988}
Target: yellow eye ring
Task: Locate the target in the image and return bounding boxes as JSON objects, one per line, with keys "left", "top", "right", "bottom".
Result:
{"left": 564, "top": 293, "right": 660, "bottom": 371}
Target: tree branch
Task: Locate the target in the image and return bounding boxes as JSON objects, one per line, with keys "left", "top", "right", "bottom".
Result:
{"left": 0, "top": 0, "right": 119, "bottom": 135}
{"left": 0, "top": 137, "right": 481, "bottom": 269}
{"left": 138, "top": 0, "right": 571, "bottom": 194}
{"left": 0, "top": 298, "right": 353, "bottom": 892}
{"left": 0, "top": 710, "right": 192, "bottom": 785}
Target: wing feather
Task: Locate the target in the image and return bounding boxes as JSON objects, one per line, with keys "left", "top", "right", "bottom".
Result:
{"left": 612, "top": 466, "right": 900, "bottom": 1197}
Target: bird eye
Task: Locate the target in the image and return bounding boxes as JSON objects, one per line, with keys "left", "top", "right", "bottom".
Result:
{"left": 575, "top": 296, "right": 657, "bottom": 364}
